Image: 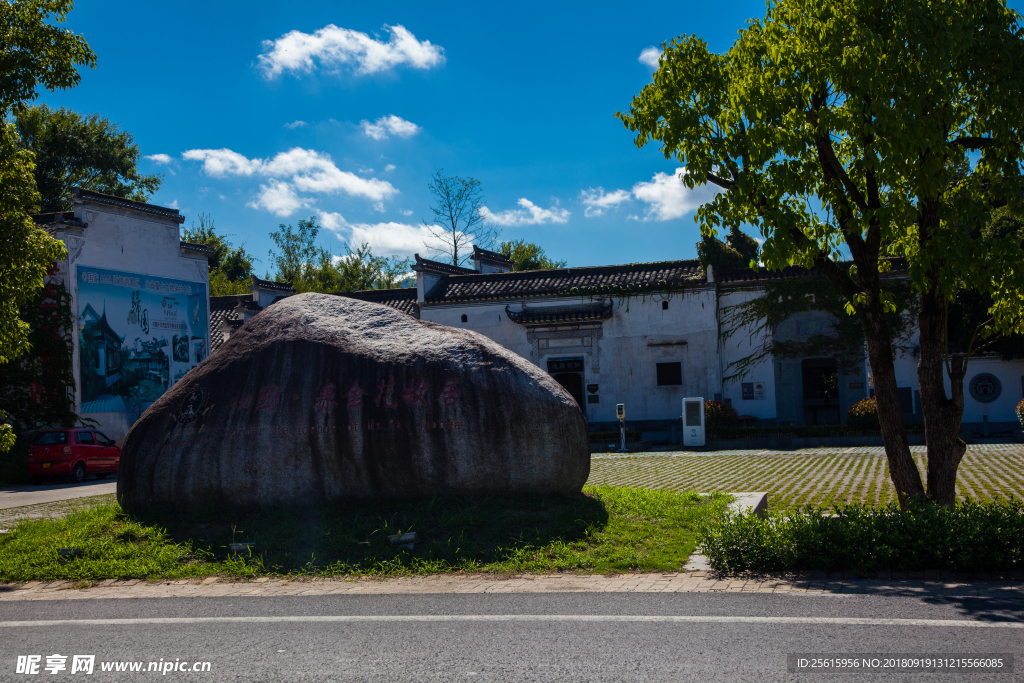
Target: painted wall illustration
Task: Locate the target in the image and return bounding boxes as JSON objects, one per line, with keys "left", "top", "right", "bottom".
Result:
{"left": 78, "top": 266, "right": 207, "bottom": 415}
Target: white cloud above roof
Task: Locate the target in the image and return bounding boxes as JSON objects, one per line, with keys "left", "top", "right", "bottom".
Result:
{"left": 480, "top": 198, "right": 570, "bottom": 226}
{"left": 257, "top": 24, "right": 445, "bottom": 79}
{"left": 182, "top": 146, "right": 399, "bottom": 216}
{"left": 579, "top": 187, "right": 631, "bottom": 217}
{"left": 144, "top": 153, "right": 173, "bottom": 165}
{"left": 361, "top": 115, "right": 422, "bottom": 141}
{"left": 631, "top": 167, "right": 717, "bottom": 221}
{"left": 319, "top": 211, "right": 447, "bottom": 259}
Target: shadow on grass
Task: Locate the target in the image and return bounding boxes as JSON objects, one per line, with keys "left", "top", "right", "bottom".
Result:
{"left": 135, "top": 492, "right": 611, "bottom": 576}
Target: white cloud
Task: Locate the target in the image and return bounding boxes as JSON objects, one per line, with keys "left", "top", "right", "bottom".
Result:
{"left": 384, "top": 164, "right": 396, "bottom": 172}
{"left": 248, "top": 180, "right": 307, "bottom": 217}
{"left": 257, "top": 24, "right": 445, "bottom": 79}
{"left": 182, "top": 148, "right": 261, "bottom": 176}
{"left": 348, "top": 222, "right": 448, "bottom": 258}
{"left": 284, "top": 120, "right": 308, "bottom": 129}
{"left": 360, "top": 115, "right": 421, "bottom": 141}
{"left": 480, "top": 198, "right": 570, "bottom": 226}
{"left": 145, "top": 153, "right": 173, "bottom": 165}
{"left": 639, "top": 46, "right": 662, "bottom": 69}
{"left": 579, "top": 187, "right": 631, "bottom": 217}
{"left": 318, "top": 211, "right": 347, "bottom": 230}
{"left": 400, "top": 208, "right": 413, "bottom": 216}
{"left": 166, "top": 199, "right": 180, "bottom": 209}
{"left": 183, "top": 146, "right": 399, "bottom": 215}
{"left": 372, "top": 201, "right": 385, "bottom": 213}
{"left": 631, "top": 167, "right": 718, "bottom": 221}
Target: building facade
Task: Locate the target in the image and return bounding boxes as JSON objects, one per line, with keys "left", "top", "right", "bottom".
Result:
{"left": 35, "top": 188, "right": 213, "bottom": 442}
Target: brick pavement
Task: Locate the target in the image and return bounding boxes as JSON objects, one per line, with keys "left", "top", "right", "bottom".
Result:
{"left": 1, "top": 572, "right": 1022, "bottom": 602}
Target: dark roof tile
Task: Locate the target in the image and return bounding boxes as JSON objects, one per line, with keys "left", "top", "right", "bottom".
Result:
{"left": 425, "top": 259, "right": 705, "bottom": 304}
{"left": 73, "top": 187, "right": 184, "bottom": 223}
{"left": 335, "top": 288, "right": 420, "bottom": 318}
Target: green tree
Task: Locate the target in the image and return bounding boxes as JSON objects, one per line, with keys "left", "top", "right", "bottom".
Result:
{"left": 268, "top": 216, "right": 411, "bottom": 293}
{"left": 14, "top": 104, "right": 162, "bottom": 212}
{"left": 424, "top": 169, "right": 499, "bottom": 267}
{"left": 0, "top": 0, "right": 95, "bottom": 451}
{"left": 181, "top": 213, "right": 255, "bottom": 296}
{"left": 497, "top": 239, "right": 566, "bottom": 271}
{"left": 618, "top": 0, "right": 1024, "bottom": 506}
{"left": 696, "top": 225, "right": 760, "bottom": 272}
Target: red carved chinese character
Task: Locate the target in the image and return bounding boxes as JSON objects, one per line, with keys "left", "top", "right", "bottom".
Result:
{"left": 402, "top": 378, "right": 429, "bottom": 405}
{"left": 314, "top": 382, "right": 337, "bottom": 413}
{"left": 229, "top": 393, "right": 253, "bottom": 414}
{"left": 438, "top": 378, "right": 462, "bottom": 406}
{"left": 375, "top": 376, "right": 397, "bottom": 408}
{"left": 256, "top": 386, "right": 280, "bottom": 411}
{"left": 346, "top": 380, "right": 368, "bottom": 408}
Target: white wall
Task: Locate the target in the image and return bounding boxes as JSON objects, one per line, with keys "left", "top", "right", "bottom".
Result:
{"left": 420, "top": 287, "right": 720, "bottom": 425}
{"left": 719, "top": 288, "right": 777, "bottom": 419}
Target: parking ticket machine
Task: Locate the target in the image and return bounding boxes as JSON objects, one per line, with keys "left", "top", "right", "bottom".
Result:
{"left": 682, "top": 397, "right": 705, "bottom": 447}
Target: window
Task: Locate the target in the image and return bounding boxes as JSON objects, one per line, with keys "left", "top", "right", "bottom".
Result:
{"left": 461, "top": 314, "right": 468, "bottom": 323}
{"left": 94, "top": 431, "right": 111, "bottom": 446}
{"left": 656, "top": 362, "right": 683, "bottom": 386}
{"left": 898, "top": 387, "right": 913, "bottom": 414}
{"left": 79, "top": 431, "right": 95, "bottom": 445}
{"left": 662, "top": 301, "right": 669, "bottom": 310}
{"left": 31, "top": 431, "right": 67, "bottom": 445}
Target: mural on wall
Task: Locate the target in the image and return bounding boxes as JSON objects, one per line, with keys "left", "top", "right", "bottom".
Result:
{"left": 78, "top": 266, "right": 208, "bottom": 415}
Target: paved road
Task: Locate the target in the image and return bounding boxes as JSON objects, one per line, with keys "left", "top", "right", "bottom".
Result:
{"left": 0, "top": 478, "right": 117, "bottom": 511}
{"left": 1, "top": 591, "right": 1020, "bottom": 681}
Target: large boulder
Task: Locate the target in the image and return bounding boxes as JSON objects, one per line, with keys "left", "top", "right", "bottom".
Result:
{"left": 117, "top": 293, "right": 590, "bottom": 512}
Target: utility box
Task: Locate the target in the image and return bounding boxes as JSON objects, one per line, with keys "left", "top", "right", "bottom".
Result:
{"left": 682, "top": 398, "right": 705, "bottom": 447}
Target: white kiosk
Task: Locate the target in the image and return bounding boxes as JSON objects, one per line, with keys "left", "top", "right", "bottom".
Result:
{"left": 682, "top": 397, "right": 705, "bottom": 447}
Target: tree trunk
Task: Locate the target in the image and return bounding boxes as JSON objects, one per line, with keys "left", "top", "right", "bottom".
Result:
{"left": 917, "top": 287, "right": 967, "bottom": 507}
{"left": 859, "top": 303, "right": 926, "bottom": 506}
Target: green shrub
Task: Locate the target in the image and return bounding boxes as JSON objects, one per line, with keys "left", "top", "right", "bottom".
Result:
{"left": 697, "top": 499, "right": 1024, "bottom": 573}
{"left": 704, "top": 400, "right": 738, "bottom": 432}
{"left": 847, "top": 396, "right": 880, "bottom": 430}
{"left": 1016, "top": 399, "right": 1024, "bottom": 429}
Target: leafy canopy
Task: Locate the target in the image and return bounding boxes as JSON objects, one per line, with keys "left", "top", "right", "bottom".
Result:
{"left": 181, "top": 214, "right": 256, "bottom": 296}
{"left": 269, "top": 216, "right": 412, "bottom": 293}
{"left": 618, "top": 0, "right": 1024, "bottom": 330}
{"left": 498, "top": 239, "right": 566, "bottom": 271}
{"left": 14, "top": 104, "right": 163, "bottom": 212}
{"left": 0, "top": 0, "right": 95, "bottom": 116}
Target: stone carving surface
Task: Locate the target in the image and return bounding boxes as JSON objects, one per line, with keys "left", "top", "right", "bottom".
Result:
{"left": 118, "top": 294, "right": 590, "bottom": 512}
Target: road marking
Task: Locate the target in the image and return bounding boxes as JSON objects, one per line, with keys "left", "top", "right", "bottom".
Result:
{"left": 1, "top": 615, "right": 1022, "bottom": 629}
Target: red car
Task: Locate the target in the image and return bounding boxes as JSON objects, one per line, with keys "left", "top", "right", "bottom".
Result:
{"left": 27, "top": 428, "right": 121, "bottom": 484}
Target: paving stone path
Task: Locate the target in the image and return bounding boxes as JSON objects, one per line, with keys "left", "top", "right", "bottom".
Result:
{"left": 589, "top": 444, "right": 1024, "bottom": 509}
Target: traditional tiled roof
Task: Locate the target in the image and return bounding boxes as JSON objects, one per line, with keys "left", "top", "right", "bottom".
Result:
{"left": 505, "top": 302, "right": 613, "bottom": 325}
{"left": 180, "top": 242, "right": 214, "bottom": 256}
{"left": 412, "top": 254, "right": 477, "bottom": 276}
{"left": 31, "top": 211, "right": 87, "bottom": 228}
{"left": 73, "top": 187, "right": 184, "bottom": 224}
{"left": 208, "top": 294, "right": 255, "bottom": 352}
{"left": 336, "top": 288, "right": 420, "bottom": 318}
{"left": 424, "top": 259, "right": 706, "bottom": 304}
{"left": 473, "top": 245, "right": 512, "bottom": 266}
{"left": 251, "top": 275, "right": 294, "bottom": 292}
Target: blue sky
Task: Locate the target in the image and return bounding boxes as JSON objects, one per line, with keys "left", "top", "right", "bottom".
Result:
{"left": 37, "top": 0, "right": 1023, "bottom": 275}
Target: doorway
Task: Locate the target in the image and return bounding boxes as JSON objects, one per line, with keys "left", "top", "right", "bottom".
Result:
{"left": 547, "top": 357, "right": 585, "bottom": 407}
{"left": 802, "top": 358, "right": 840, "bottom": 425}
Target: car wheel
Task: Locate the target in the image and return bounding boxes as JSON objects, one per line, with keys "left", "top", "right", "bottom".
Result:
{"left": 72, "top": 461, "right": 86, "bottom": 483}
{"left": 96, "top": 473, "right": 107, "bottom": 480}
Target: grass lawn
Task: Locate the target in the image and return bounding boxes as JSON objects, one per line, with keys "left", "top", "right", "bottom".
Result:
{"left": 589, "top": 445, "right": 1024, "bottom": 509}
{"left": 0, "top": 486, "right": 730, "bottom": 582}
